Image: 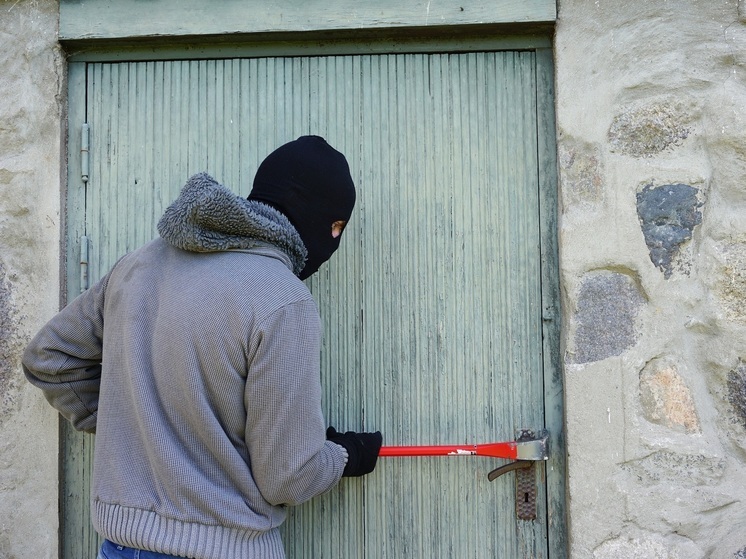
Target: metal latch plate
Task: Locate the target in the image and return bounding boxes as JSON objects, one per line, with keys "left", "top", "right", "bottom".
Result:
{"left": 515, "top": 461, "right": 537, "bottom": 520}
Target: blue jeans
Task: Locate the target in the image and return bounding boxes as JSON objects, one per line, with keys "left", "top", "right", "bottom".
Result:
{"left": 97, "top": 539, "right": 191, "bottom": 559}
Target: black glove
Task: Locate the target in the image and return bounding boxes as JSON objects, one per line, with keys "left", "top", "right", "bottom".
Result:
{"left": 326, "top": 427, "right": 383, "bottom": 477}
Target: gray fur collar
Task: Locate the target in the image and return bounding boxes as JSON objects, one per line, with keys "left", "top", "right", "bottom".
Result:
{"left": 157, "top": 173, "right": 307, "bottom": 275}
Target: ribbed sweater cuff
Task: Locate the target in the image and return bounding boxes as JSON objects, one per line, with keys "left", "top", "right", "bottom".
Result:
{"left": 93, "top": 500, "right": 286, "bottom": 559}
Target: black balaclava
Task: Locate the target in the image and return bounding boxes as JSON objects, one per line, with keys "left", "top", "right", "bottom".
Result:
{"left": 248, "top": 136, "right": 356, "bottom": 279}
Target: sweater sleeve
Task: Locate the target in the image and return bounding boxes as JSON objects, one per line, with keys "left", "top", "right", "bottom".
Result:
{"left": 21, "top": 273, "right": 109, "bottom": 434}
{"left": 244, "top": 299, "right": 346, "bottom": 506}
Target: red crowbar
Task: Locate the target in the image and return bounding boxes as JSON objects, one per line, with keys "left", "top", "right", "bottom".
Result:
{"left": 379, "top": 430, "right": 549, "bottom": 461}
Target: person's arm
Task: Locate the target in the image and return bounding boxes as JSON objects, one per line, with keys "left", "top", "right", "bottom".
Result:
{"left": 244, "top": 299, "right": 347, "bottom": 506}
{"left": 22, "top": 274, "right": 109, "bottom": 433}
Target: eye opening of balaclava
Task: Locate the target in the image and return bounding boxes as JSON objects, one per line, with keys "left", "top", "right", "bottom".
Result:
{"left": 248, "top": 136, "right": 356, "bottom": 279}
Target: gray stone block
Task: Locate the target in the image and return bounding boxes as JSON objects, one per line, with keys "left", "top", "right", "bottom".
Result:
{"left": 571, "top": 271, "right": 645, "bottom": 364}
{"left": 636, "top": 183, "right": 702, "bottom": 279}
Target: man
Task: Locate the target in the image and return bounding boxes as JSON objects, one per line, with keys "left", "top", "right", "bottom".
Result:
{"left": 23, "top": 136, "right": 382, "bottom": 559}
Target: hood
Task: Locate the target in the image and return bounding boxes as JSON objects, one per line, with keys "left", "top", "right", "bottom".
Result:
{"left": 248, "top": 135, "right": 356, "bottom": 279}
{"left": 157, "top": 172, "right": 307, "bottom": 275}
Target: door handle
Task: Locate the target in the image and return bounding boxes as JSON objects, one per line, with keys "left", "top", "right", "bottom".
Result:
{"left": 487, "top": 429, "right": 546, "bottom": 521}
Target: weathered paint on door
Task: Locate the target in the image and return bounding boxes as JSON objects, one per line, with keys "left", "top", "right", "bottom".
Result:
{"left": 64, "top": 50, "right": 563, "bottom": 558}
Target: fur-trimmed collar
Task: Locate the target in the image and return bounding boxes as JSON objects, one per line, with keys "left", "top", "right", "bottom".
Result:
{"left": 157, "top": 173, "right": 307, "bottom": 275}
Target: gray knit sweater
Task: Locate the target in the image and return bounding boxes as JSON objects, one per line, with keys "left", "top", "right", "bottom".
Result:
{"left": 22, "top": 173, "right": 347, "bottom": 558}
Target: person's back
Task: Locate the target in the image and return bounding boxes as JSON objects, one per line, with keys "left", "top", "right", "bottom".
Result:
{"left": 92, "top": 236, "right": 343, "bottom": 556}
{"left": 23, "top": 137, "right": 382, "bottom": 559}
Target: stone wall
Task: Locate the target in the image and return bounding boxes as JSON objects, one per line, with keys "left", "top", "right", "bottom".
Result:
{"left": 555, "top": 1, "right": 746, "bottom": 557}
{"left": 0, "top": 0, "right": 63, "bottom": 557}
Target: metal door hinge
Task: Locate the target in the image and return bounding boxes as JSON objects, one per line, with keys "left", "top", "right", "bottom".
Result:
{"left": 80, "top": 235, "right": 89, "bottom": 292}
{"left": 81, "top": 123, "right": 90, "bottom": 184}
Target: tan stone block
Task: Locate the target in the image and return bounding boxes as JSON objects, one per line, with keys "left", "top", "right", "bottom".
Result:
{"left": 639, "top": 360, "right": 700, "bottom": 434}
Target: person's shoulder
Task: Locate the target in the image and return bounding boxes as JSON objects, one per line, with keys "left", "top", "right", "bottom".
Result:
{"left": 223, "top": 249, "right": 311, "bottom": 300}
{"left": 115, "top": 237, "right": 170, "bottom": 264}
{"left": 220, "top": 251, "right": 316, "bottom": 323}
{"left": 250, "top": 254, "right": 311, "bottom": 298}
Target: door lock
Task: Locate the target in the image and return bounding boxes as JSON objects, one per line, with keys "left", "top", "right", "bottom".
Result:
{"left": 487, "top": 429, "right": 547, "bottom": 521}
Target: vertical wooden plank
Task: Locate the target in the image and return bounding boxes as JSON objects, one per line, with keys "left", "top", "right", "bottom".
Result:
{"left": 60, "top": 57, "right": 99, "bottom": 559}
{"left": 511, "top": 50, "right": 547, "bottom": 558}
{"left": 176, "top": 60, "right": 190, "bottom": 182}
{"left": 60, "top": 422, "right": 99, "bottom": 559}
{"left": 64, "top": 61, "right": 87, "bottom": 299}
{"left": 224, "top": 59, "right": 241, "bottom": 189}
{"left": 62, "top": 60, "right": 101, "bottom": 559}
{"left": 279, "top": 55, "right": 366, "bottom": 559}
{"left": 87, "top": 61, "right": 105, "bottom": 282}
{"left": 535, "top": 47, "right": 568, "bottom": 559}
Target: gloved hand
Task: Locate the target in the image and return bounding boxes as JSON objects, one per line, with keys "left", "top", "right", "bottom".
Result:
{"left": 326, "top": 427, "right": 383, "bottom": 477}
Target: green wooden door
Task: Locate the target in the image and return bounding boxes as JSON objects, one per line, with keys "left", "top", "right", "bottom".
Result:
{"left": 64, "top": 49, "right": 563, "bottom": 559}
